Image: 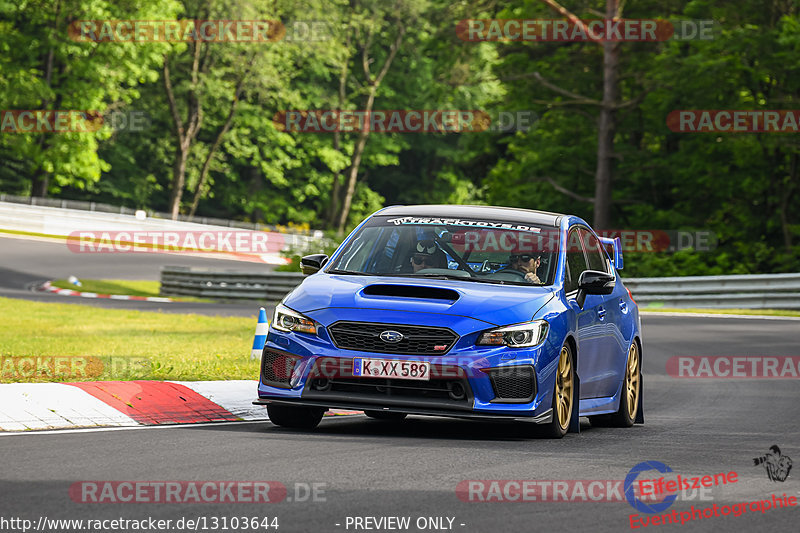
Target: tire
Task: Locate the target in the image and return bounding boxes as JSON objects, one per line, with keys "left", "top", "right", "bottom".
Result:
{"left": 267, "top": 404, "right": 326, "bottom": 429}
{"left": 540, "top": 342, "right": 575, "bottom": 439}
{"left": 364, "top": 410, "right": 408, "bottom": 421}
{"left": 590, "top": 341, "right": 640, "bottom": 428}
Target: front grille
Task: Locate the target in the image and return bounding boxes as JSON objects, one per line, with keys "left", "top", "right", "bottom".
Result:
{"left": 487, "top": 366, "right": 536, "bottom": 403}
{"left": 261, "top": 349, "right": 300, "bottom": 388}
{"left": 328, "top": 321, "right": 458, "bottom": 355}
{"left": 324, "top": 377, "right": 464, "bottom": 401}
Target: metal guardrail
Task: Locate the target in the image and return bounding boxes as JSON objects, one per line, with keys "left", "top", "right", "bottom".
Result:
{"left": 625, "top": 273, "right": 800, "bottom": 309}
{"left": 159, "top": 267, "right": 800, "bottom": 309}
{"left": 160, "top": 266, "right": 305, "bottom": 301}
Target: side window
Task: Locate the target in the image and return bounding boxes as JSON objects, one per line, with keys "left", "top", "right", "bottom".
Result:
{"left": 338, "top": 227, "right": 382, "bottom": 272}
{"left": 579, "top": 228, "right": 608, "bottom": 273}
{"left": 564, "top": 228, "right": 588, "bottom": 293}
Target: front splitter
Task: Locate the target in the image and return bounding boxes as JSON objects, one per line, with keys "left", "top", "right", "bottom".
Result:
{"left": 253, "top": 397, "right": 552, "bottom": 424}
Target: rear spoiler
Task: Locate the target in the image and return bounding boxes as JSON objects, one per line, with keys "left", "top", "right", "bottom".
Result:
{"left": 599, "top": 236, "right": 623, "bottom": 270}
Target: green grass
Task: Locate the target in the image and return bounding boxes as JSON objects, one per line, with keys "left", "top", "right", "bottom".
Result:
{"left": 640, "top": 306, "right": 800, "bottom": 317}
{"left": 50, "top": 278, "right": 210, "bottom": 303}
{"left": 0, "top": 297, "right": 263, "bottom": 382}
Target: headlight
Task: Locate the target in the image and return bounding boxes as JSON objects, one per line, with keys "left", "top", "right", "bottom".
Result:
{"left": 477, "top": 320, "right": 549, "bottom": 348}
{"left": 271, "top": 304, "right": 317, "bottom": 335}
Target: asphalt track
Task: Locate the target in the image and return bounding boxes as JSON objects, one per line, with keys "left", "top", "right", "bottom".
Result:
{"left": 2, "top": 236, "right": 799, "bottom": 532}
{"left": 2, "top": 318, "right": 799, "bottom": 529}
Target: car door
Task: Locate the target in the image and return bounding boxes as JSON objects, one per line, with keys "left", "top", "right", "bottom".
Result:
{"left": 578, "top": 227, "right": 625, "bottom": 398}
{"left": 565, "top": 226, "right": 615, "bottom": 399}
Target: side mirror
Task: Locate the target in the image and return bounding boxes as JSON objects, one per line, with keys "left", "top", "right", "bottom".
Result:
{"left": 576, "top": 270, "right": 615, "bottom": 308}
{"left": 300, "top": 254, "right": 328, "bottom": 275}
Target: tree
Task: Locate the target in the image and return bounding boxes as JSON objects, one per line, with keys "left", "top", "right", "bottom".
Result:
{"left": 333, "top": 10, "right": 406, "bottom": 233}
{"left": 0, "top": 0, "right": 179, "bottom": 197}
{"left": 160, "top": 0, "right": 263, "bottom": 220}
{"left": 534, "top": 0, "right": 621, "bottom": 229}
{"left": 313, "top": 0, "right": 417, "bottom": 233}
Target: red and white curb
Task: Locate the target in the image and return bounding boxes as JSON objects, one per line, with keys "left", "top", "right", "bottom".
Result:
{"left": 39, "top": 281, "right": 173, "bottom": 302}
{"left": 0, "top": 380, "right": 361, "bottom": 432}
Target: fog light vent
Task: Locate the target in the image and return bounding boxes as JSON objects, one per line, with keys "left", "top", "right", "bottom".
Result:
{"left": 262, "top": 350, "right": 301, "bottom": 388}
{"left": 486, "top": 366, "right": 536, "bottom": 403}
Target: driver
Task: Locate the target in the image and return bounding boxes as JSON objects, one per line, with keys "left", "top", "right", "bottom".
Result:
{"left": 410, "top": 239, "right": 447, "bottom": 273}
{"left": 508, "top": 253, "right": 542, "bottom": 284}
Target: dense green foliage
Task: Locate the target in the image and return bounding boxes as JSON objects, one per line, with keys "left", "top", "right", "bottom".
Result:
{"left": 1, "top": 0, "right": 798, "bottom": 276}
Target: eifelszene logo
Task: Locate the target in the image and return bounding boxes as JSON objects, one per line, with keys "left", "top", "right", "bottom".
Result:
{"left": 753, "top": 446, "right": 792, "bottom": 482}
{"left": 625, "top": 461, "right": 678, "bottom": 514}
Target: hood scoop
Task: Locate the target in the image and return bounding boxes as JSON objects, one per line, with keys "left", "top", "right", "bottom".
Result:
{"left": 361, "top": 284, "right": 460, "bottom": 302}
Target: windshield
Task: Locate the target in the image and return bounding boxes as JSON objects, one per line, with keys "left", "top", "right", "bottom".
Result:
{"left": 326, "top": 216, "right": 559, "bottom": 286}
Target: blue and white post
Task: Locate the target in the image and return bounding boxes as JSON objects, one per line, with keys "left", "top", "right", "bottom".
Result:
{"left": 251, "top": 307, "right": 268, "bottom": 360}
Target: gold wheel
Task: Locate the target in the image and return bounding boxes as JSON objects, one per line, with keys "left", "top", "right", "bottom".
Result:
{"left": 555, "top": 345, "right": 573, "bottom": 430}
{"left": 625, "top": 342, "right": 640, "bottom": 420}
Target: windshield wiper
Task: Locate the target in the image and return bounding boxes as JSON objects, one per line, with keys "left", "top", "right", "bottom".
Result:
{"left": 394, "top": 273, "right": 511, "bottom": 285}
{"left": 325, "top": 269, "right": 373, "bottom": 276}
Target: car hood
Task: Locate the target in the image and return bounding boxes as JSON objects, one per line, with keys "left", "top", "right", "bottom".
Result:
{"left": 283, "top": 273, "right": 556, "bottom": 328}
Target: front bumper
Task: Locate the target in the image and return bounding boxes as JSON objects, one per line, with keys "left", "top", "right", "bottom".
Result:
{"left": 255, "top": 317, "right": 561, "bottom": 422}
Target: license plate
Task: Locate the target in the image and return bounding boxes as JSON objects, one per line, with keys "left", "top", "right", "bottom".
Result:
{"left": 352, "top": 358, "right": 430, "bottom": 381}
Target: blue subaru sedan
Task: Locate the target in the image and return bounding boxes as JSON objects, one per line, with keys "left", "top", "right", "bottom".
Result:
{"left": 254, "top": 205, "right": 643, "bottom": 438}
